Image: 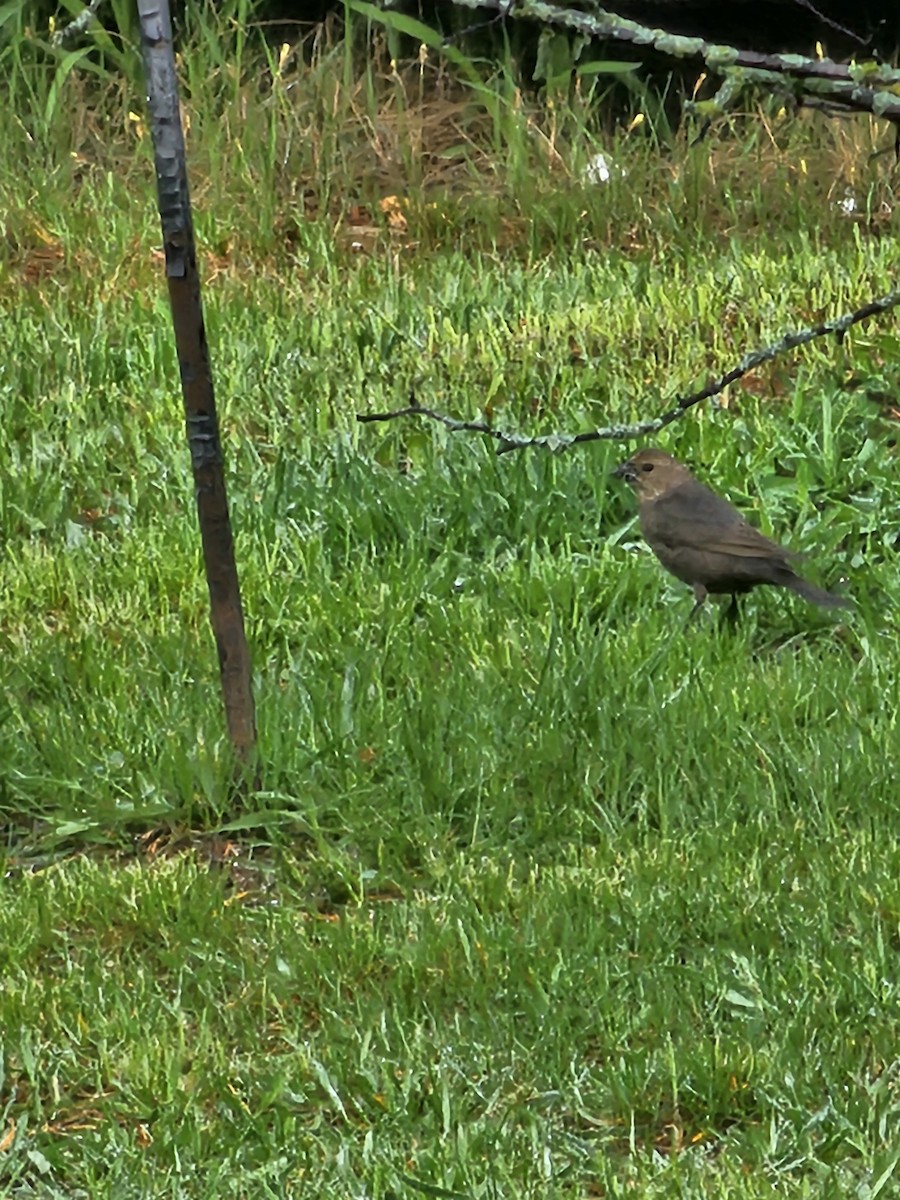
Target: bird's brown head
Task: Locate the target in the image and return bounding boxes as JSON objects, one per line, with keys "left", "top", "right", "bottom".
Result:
{"left": 613, "top": 448, "right": 694, "bottom": 501}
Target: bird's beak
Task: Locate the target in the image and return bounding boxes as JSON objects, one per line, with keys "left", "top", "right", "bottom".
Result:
{"left": 612, "top": 461, "right": 636, "bottom": 483}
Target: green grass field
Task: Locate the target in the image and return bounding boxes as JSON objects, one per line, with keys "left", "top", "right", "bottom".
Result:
{"left": 2, "top": 7, "right": 900, "bottom": 1196}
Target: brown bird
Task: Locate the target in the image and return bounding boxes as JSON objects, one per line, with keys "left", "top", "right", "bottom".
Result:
{"left": 613, "top": 448, "right": 851, "bottom": 618}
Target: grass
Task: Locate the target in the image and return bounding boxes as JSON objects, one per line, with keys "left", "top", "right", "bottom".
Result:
{"left": 2, "top": 4, "right": 900, "bottom": 1195}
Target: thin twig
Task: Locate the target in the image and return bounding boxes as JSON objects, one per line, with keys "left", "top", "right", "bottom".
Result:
{"left": 356, "top": 290, "right": 900, "bottom": 454}
{"left": 789, "top": 0, "right": 868, "bottom": 46}
{"left": 357, "top": 396, "right": 524, "bottom": 451}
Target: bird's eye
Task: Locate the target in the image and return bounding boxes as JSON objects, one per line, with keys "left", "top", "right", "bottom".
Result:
{"left": 641, "top": 463, "right": 654, "bottom": 473}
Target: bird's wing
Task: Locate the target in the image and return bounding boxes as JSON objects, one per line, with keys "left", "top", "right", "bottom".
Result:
{"left": 642, "top": 482, "right": 791, "bottom": 561}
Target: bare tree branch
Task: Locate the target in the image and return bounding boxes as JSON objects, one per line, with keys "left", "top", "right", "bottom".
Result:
{"left": 356, "top": 290, "right": 900, "bottom": 454}
{"left": 50, "top": 0, "right": 104, "bottom": 46}
{"left": 437, "top": 0, "right": 900, "bottom": 122}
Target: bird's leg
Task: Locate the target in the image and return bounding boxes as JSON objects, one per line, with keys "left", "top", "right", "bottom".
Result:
{"left": 721, "top": 593, "right": 741, "bottom": 625}
{"left": 686, "top": 584, "right": 708, "bottom": 625}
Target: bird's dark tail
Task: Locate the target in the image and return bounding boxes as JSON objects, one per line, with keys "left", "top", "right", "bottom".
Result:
{"left": 784, "top": 573, "right": 852, "bottom": 610}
